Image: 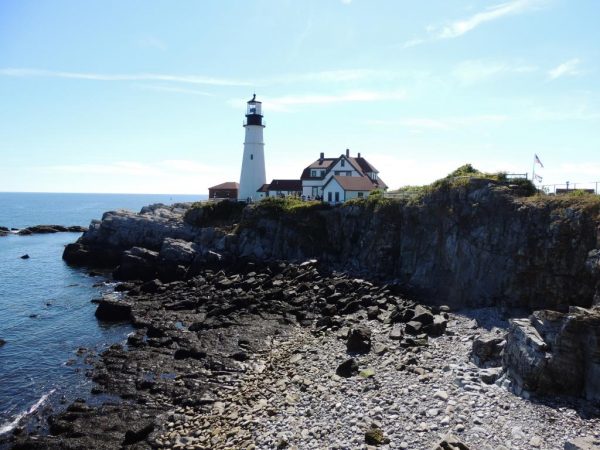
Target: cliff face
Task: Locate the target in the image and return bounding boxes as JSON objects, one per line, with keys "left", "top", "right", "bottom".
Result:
{"left": 234, "top": 181, "right": 600, "bottom": 310}
{"left": 65, "top": 180, "right": 600, "bottom": 310}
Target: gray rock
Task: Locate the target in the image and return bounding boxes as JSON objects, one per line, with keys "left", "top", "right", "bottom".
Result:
{"left": 346, "top": 326, "right": 372, "bottom": 354}
{"left": 432, "top": 433, "right": 470, "bottom": 449}
{"left": 472, "top": 335, "right": 505, "bottom": 367}
{"left": 564, "top": 436, "right": 600, "bottom": 450}
{"left": 504, "top": 307, "right": 600, "bottom": 401}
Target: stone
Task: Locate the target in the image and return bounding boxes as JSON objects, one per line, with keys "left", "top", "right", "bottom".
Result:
{"left": 479, "top": 367, "right": 503, "bottom": 384}
{"left": 472, "top": 335, "right": 505, "bottom": 367}
{"left": 564, "top": 436, "right": 600, "bottom": 450}
{"left": 20, "top": 254, "right": 30, "bottom": 259}
{"left": 0, "top": 339, "right": 6, "bottom": 347}
{"left": 336, "top": 358, "right": 359, "bottom": 378}
{"left": 432, "top": 433, "right": 470, "bottom": 450}
{"left": 94, "top": 298, "right": 132, "bottom": 321}
{"left": 389, "top": 324, "right": 403, "bottom": 340}
{"left": 412, "top": 305, "right": 434, "bottom": 325}
{"left": 503, "top": 308, "right": 600, "bottom": 400}
{"left": 346, "top": 325, "right": 372, "bottom": 354}
{"left": 405, "top": 321, "right": 423, "bottom": 335}
{"left": 359, "top": 368, "right": 375, "bottom": 378}
{"left": 365, "top": 425, "right": 389, "bottom": 446}
{"left": 373, "top": 343, "right": 388, "bottom": 355}
{"left": 113, "top": 247, "right": 159, "bottom": 281}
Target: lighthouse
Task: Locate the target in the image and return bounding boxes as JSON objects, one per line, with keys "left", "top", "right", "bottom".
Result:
{"left": 238, "top": 94, "right": 266, "bottom": 201}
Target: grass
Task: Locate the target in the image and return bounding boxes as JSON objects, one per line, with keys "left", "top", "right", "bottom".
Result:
{"left": 252, "top": 196, "right": 331, "bottom": 215}
{"left": 184, "top": 200, "right": 246, "bottom": 227}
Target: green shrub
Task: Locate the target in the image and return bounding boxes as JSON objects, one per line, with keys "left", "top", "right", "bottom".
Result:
{"left": 184, "top": 200, "right": 246, "bottom": 227}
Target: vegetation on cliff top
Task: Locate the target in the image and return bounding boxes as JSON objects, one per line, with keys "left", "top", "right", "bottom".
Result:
{"left": 184, "top": 200, "right": 246, "bottom": 227}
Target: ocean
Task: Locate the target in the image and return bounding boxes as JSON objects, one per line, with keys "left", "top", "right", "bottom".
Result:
{"left": 0, "top": 192, "right": 205, "bottom": 436}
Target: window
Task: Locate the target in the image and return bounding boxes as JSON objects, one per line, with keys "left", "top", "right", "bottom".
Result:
{"left": 341, "top": 160, "right": 345, "bottom": 167}
{"left": 320, "top": 170, "right": 325, "bottom": 176}
{"left": 346, "top": 171, "right": 351, "bottom": 176}
{"left": 358, "top": 192, "right": 364, "bottom": 198}
{"left": 250, "top": 154, "right": 253, "bottom": 160}
{"left": 312, "top": 187, "right": 319, "bottom": 197}
{"left": 334, "top": 192, "right": 340, "bottom": 202}
{"left": 311, "top": 170, "right": 317, "bottom": 177}
{"left": 335, "top": 171, "right": 341, "bottom": 175}
{"left": 328, "top": 192, "right": 332, "bottom": 202}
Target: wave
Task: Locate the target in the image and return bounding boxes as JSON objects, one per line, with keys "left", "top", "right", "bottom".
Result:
{"left": 0, "top": 389, "right": 56, "bottom": 435}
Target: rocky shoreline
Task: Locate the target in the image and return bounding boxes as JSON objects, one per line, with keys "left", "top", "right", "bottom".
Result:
{"left": 4, "top": 259, "right": 599, "bottom": 449}
{"left": 4, "top": 184, "right": 600, "bottom": 449}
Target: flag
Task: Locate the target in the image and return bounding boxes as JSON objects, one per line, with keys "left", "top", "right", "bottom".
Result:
{"left": 534, "top": 154, "right": 544, "bottom": 168}
{"left": 534, "top": 173, "right": 543, "bottom": 182}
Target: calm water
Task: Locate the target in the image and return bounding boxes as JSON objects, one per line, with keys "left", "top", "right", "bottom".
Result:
{"left": 0, "top": 192, "right": 206, "bottom": 435}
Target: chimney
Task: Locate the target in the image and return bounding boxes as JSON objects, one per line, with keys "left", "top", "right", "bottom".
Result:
{"left": 319, "top": 152, "right": 324, "bottom": 161}
{"left": 346, "top": 148, "right": 350, "bottom": 157}
{"left": 357, "top": 152, "right": 361, "bottom": 158}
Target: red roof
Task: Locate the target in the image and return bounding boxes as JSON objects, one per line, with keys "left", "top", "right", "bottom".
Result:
{"left": 256, "top": 183, "right": 270, "bottom": 193}
{"left": 266, "top": 179, "right": 302, "bottom": 191}
{"left": 325, "top": 175, "right": 377, "bottom": 191}
{"left": 209, "top": 181, "right": 239, "bottom": 190}
{"left": 300, "top": 158, "right": 337, "bottom": 180}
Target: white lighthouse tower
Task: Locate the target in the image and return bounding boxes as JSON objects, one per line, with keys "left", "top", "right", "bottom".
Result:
{"left": 238, "top": 94, "right": 266, "bottom": 201}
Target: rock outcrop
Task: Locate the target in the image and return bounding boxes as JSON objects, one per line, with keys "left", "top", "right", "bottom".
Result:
{"left": 63, "top": 181, "right": 600, "bottom": 311}
{"left": 503, "top": 307, "right": 600, "bottom": 401}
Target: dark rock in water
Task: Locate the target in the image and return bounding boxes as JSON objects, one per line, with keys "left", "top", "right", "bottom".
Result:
{"left": 472, "top": 334, "right": 505, "bottom": 367}
{"left": 346, "top": 326, "right": 371, "bottom": 354}
{"left": 67, "top": 226, "right": 87, "bottom": 233}
{"left": 432, "top": 433, "right": 471, "bottom": 449}
{"left": 20, "top": 254, "right": 30, "bottom": 259}
{"left": 94, "top": 298, "right": 132, "bottom": 321}
{"left": 113, "top": 247, "right": 159, "bottom": 281}
{"left": 336, "top": 358, "right": 359, "bottom": 377}
{"left": 503, "top": 307, "right": 600, "bottom": 401}
{"left": 0, "top": 338, "right": 6, "bottom": 347}
{"left": 63, "top": 242, "right": 122, "bottom": 268}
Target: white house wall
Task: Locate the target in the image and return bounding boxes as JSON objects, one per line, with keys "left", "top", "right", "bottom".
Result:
{"left": 302, "top": 156, "right": 362, "bottom": 197}
{"left": 323, "top": 179, "right": 346, "bottom": 204}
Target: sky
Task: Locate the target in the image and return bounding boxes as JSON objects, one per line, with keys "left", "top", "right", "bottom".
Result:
{"left": 0, "top": 0, "right": 599, "bottom": 194}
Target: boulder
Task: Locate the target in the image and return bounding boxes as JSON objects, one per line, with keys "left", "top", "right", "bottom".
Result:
{"left": 405, "top": 321, "right": 423, "bottom": 335}
{"left": 503, "top": 307, "right": 600, "bottom": 400}
{"left": 113, "top": 247, "right": 159, "bottom": 281}
{"left": 346, "top": 326, "right": 372, "bottom": 354}
{"left": 336, "top": 358, "right": 359, "bottom": 378}
{"left": 472, "top": 334, "right": 505, "bottom": 367}
{"left": 20, "top": 254, "right": 30, "bottom": 259}
{"left": 94, "top": 298, "right": 132, "bottom": 321}
{"left": 412, "top": 305, "right": 434, "bottom": 325}
{"left": 364, "top": 425, "right": 389, "bottom": 446}
{"left": 0, "top": 338, "right": 6, "bottom": 347}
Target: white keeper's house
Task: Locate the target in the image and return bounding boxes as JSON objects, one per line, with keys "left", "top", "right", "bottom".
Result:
{"left": 299, "top": 148, "right": 387, "bottom": 203}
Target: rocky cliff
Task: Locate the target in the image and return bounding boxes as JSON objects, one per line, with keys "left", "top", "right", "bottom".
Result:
{"left": 65, "top": 179, "right": 600, "bottom": 311}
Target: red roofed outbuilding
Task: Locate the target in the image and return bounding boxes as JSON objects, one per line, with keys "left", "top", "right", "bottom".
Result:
{"left": 208, "top": 182, "right": 239, "bottom": 200}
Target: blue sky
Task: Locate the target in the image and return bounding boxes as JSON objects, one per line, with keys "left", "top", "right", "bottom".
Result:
{"left": 1, "top": 0, "right": 598, "bottom": 194}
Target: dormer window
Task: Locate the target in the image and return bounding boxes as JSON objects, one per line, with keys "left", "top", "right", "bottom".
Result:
{"left": 311, "top": 170, "right": 317, "bottom": 177}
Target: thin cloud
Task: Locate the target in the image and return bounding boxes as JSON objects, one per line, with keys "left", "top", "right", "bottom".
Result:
{"left": 269, "top": 69, "right": 393, "bottom": 84}
{"left": 135, "top": 84, "right": 213, "bottom": 96}
{"left": 406, "top": 0, "right": 547, "bottom": 47}
{"left": 548, "top": 58, "right": 582, "bottom": 80}
{"left": 453, "top": 60, "right": 537, "bottom": 84}
{"left": 369, "top": 115, "right": 508, "bottom": 131}
{"left": 138, "top": 35, "right": 167, "bottom": 51}
{"left": 0, "top": 68, "right": 251, "bottom": 87}
{"left": 255, "top": 90, "right": 407, "bottom": 112}
{"left": 439, "top": 0, "right": 542, "bottom": 39}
